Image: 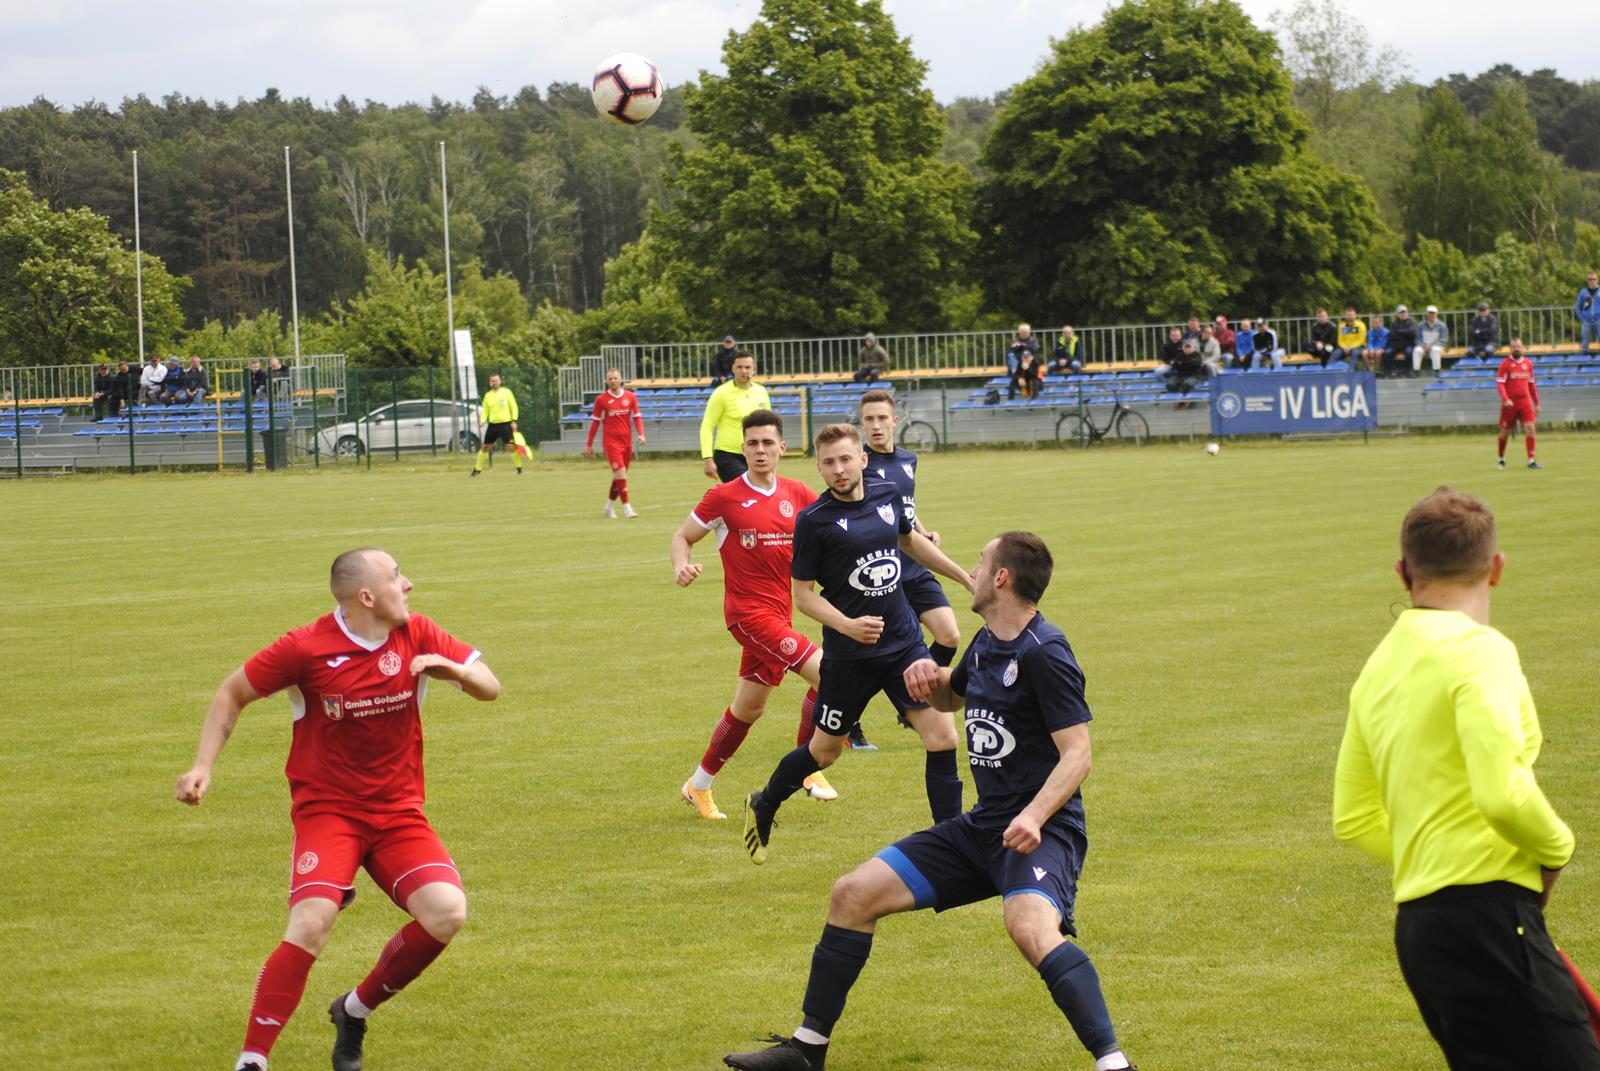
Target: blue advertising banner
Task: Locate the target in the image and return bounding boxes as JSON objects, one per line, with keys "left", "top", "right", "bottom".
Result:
{"left": 1210, "top": 371, "right": 1378, "bottom": 436}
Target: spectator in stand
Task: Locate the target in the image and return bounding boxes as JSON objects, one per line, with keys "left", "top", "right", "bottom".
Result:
{"left": 1385, "top": 306, "right": 1417, "bottom": 377}
{"left": 709, "top": 335, "right": 738, "bottom": 386}
{"left": 1006, "top": 323, "right": 1040, "bottom": 375}
{"left": 1413, "top": 305, "right": 1449, "bottom": 375}
{"left": 1467, "top": 302, "right": 1499, "bottom": 361}
{"left": 1008, "top": 348, "right": 1044, "bottom": 400}
{"left": 92, "top": 364, "right": 116, "bottom": 422}
{"left": 1576, "top": 271, "right": 1600, "bottom": 354}
{"left": 1309, "top": 307, "right": 1339, "bottom": 367}
{"left": 249, "top": 359, "right": 269, "bottom": 402}
{"left": 113, "top": 361, "right": 137, "bottom": 418}
{"left": 138, "top": 354, "right": 167, "bottom": 406}
{"left": 1363, "top": 315, "right": 1389, "bottom": 372}
{"left": 1159, "top": 326, "right": 1185, "bottom": 377}
{"left": 1337, "top": 307, "right": 1366, "bottom": 365}
{"left": 1165, "top": 339, "right": 1206, "bottom": 405}
{"left": 1181, "top": 316, "right": 1202, "bottom": 344}
{"left": 159, "top": 358, "right": 185, "bottom": 403}
{"left": 268, "top": 356, "right": 291, "bottom": 389}
{"left": 1198, "top": 324, "right": 1224, "bottom": 377}
{"left": 1253, "top": 320, "right": 1283, "bottom": 369}
{"left": 1212, "top": 316, "right": 1236, "bottom": 359}
{"left": 1050, "top": 325, "right": 1083, "bottom": 375}
{"left": 1233, "top": 319, "right": 1256, "bottom": 369}
{"left": 853, "top": 333, "right": 890, "bottom": 383}
{"left": 174, "top": 356, "right": 210, "bottom": 406}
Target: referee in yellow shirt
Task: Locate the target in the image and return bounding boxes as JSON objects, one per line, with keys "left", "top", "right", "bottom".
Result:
{"left": 1335, "top": 486, "right": 1598, "bottom": 1069}
{"left": 700, "top": 351, "right": 771, "bottom": 482}
{"left": 472, "top": 373, "right": 523, "bottom": 476}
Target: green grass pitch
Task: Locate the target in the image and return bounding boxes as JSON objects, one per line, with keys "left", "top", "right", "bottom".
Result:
{"left": 3, "top": 434, "right": 1597, "bottom": 1070}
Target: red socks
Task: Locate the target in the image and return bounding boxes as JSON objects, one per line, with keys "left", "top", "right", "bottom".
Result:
{"left": 619, "top": 479, "right": 630, "bottom": 504}
{"left": 1525, "top": 433, "right": 1535, "bottom": 460}
{"left": 241, "top": 940, "right": 316, "bottom": 1061}
{"left": 608, "top": 479, "right": 621, "bottom": 500}
{"left": 797, "top": 688, "right": 818, "bottom": 746}
{"left": 700, "top": 709, "right": 752, "bottom": 775}
{"left": 354, "top": 921, "right": 448, "bottom": 1012}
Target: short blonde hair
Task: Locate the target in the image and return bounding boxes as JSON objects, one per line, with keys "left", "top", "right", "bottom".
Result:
{"left": 813, "top": 423, "right": 861, "bottom": 450}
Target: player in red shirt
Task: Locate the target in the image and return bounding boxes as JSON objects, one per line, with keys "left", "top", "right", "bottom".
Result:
{"left": 175, "top": 549, "right": 500, "bottom": 1071}
{"left": 1496, "top": 337, "right": 1542, "bottom": 469}
{"left": 586, "top": 366, "right": 647, "bottom": 518}
{"left": 669, "top": 409, "right": 838, "bottom": 820}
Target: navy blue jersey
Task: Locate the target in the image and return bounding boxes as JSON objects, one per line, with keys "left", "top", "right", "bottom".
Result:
{"left": 865, "top": 446, "right": 929, "bottom": 582}
{"left": 791, "top": 477, "right": 919, "bottom": 659}
{"left": 951, "top": 613, "right": 1092, "bottom": 835}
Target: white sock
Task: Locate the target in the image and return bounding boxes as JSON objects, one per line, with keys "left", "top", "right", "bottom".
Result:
{"left": 344, "top": 990, "right": 374, "bottom": 1020}
{"left": 690, "top": 766, "right": 715, "bottom": 791}
{"left": 237, "top": 1054, "right": 268, "bottom": 1071}
{"left": 1094, "top": 1052, "right": 1130, "bottom": 1070}
{"left": 793, "top": 1026, "right": 829, "bottom": 1045}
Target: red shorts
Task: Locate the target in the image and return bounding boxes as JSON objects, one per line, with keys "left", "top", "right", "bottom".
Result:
{"left": 288, "top": 809, "right": 462, "bottom": 910}
{"left": 604, "top": 442, "right": 633, "bottom": 472}
{"left": 730, "top": 614, "right": 818, "bottom": 687}
{"left": 1499, "top": 399, "right": 1536, "bottom": 429}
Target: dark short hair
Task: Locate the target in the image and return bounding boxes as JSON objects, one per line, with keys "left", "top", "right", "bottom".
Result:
{"left": 814, "top": 422, "right": 861, "bottom": 450}
{"left": 742, "top": 409, "right": 783, "bottom": 435}
{"left": 1400, "top": 486, "right": 1497, "bottom": 584}
{"left": 859, "top": 389, "right": 895, "bottom": 411}
{"left": 993, "top": 531, "right": 1053, "bottom": 604}
{"left": 733, "top": 350, "right": 755, "bottom": 363}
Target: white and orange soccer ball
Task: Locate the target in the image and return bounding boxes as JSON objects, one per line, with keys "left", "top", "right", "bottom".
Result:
{"left": 591, "top": 53, "right": 665, "bottom": 126}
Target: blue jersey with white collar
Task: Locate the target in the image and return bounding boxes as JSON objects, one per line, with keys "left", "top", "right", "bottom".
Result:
{"left": 791, "top": 477, "right": 919, "bottom": 659}
{"left": 951, "top": 612, "right": 1092, "bottom": 835}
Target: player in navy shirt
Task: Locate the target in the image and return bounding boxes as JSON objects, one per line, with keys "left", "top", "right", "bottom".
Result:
{"left": 859, "top": 389, "right": 962, "bottom": 748}
{"left": 742, "top": 423, "right": 974, "bottom": 865}
{"left": 725, "top": 531, "right": 1135, "bottom": 1071}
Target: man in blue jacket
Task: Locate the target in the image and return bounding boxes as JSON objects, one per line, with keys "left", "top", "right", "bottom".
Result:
{"left": 1577, "top": 271, "right": 1600, "bottom": 355}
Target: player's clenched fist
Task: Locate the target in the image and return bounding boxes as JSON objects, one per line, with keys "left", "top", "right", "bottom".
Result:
{"left": 676, "top": 562, "right": 704, "bottom": 587}
{"left": 841, "top": 615, "right": 884, "bottom": 645}
{"left": 175, "top": 768, "right": 210, "bottom": 805}
{"left": 1002, "top": 811, "right": 1044, "bottom": 854}
{"left": 903, "top": 658, "right": 940, "bottom": 704}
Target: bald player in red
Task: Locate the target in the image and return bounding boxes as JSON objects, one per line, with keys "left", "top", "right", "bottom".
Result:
{"left": 586, "top": 366, "right": 646, "bottom": 518}
{"left": 175, "top": 548, "right": 501, "bottom": 1071}
{"left": 1496, "top": 337, "right": 1542, "bottom": 470}
{"left": 670, "top": 408, "right": 838, "bottom": 821}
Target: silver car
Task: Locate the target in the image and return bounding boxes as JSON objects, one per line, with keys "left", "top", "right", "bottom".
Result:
{"left": 316, "top": 399, "right": 482, "bottom": 458}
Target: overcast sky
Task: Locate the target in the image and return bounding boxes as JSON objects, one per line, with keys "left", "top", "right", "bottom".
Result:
{"left": 0, "top": 0, "right": 1587, "bottom": 110}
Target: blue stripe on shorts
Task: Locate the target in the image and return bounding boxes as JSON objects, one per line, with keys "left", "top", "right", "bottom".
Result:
{"left": 1003, "top": 886, "right": 1065, "bottom": 918}
{"left": 876, "top": 845, "right": 937, "bottom": 910}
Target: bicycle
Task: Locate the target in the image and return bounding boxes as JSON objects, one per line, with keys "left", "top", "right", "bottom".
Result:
{"left": 1055, "top": 394, "right": 1149, "bottom": 447}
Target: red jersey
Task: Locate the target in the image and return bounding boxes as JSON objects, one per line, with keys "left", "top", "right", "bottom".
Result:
{"left": 243, "top": 609, "right": 478, "bottom": 818}
{"left": 587, "top": 389, "right": 644, "bottom": 448}
{"left": 690, "top": 472, "right": 818, "bottom": 626}
{"left": 1496, "top": 356, "right": 1539, "bottom": 405}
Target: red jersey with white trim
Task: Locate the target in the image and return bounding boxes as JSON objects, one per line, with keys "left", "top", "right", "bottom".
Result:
{"left": 690, "top": 473, "right": 818, "bottom": 626}
{"left": 243, "top": 609, "right": 479, "bottom": 817}
{"left": 1496, "top": 356, "right": 1539, "bottom": 405}
{"left": 586, "top": 389, "right": 643, "bottom": 448}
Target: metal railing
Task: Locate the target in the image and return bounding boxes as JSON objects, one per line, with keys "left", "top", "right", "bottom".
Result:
{"left": 0, "top": 354, "right": 348, "bottom": 407}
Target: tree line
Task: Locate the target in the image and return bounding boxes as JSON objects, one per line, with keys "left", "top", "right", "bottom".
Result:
{"left": 1, "top": 0, "right": 1596, "bottom": 373}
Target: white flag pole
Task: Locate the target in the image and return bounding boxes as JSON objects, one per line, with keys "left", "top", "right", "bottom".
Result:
{"left": 440, "top": 140, "right": 460, "bottom": 450}
{"left": 284, "top": 146, "right": 302, "bottom": 362}
{"left": 132, "top": 150, "right": 145, "bottom": 365}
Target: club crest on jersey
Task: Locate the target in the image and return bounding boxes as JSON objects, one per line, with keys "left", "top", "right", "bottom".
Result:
{"left": 296, "top": 851, "right": 319, "bottom": 875}
{"left": 900, "top": 463, "right": 913, "bottom": 481}
{"left": 322, "top": 694, "right": 344, "bottom": 721}
{"left": 740, "top": 529, "right": 757, "bottom": 549}
{"left": 779, "top": 636, "right": 798, "bottom": 657}
{"left": 1003, "top": 658, "right": 1019, "bottom": 687}
{"left": 378, "top": 651, "right": 402, "bottom": 677}
{"left": 779, "top": 500, "right": 795, "bottom": 518}
{"left": 876, "top": 503, "right": 896, "bottom": 526}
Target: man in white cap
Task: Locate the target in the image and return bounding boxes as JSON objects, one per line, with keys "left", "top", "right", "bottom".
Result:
{"left": 1414, "top": 305, "right": 1449, "bottom": 375}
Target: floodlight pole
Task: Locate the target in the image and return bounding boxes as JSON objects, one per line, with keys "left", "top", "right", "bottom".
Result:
{"left": 132, "top": 150, "right": 145, "bottom": 364}
{"left": 285, "top": 147, "right": 302, "bottom": 361}
{"left": 441, "top": 141, "right": 459, "bottom": 450}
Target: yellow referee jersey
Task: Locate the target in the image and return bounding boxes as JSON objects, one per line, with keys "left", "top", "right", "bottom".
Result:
{"left": 481, "top": 386, "right": 518, "bottom": 425}
{"left": 1334, "top": 608, "right": 1575, "bottom": 903}
{"left": 699, "top": 379, "right": 771, "bottom": 457}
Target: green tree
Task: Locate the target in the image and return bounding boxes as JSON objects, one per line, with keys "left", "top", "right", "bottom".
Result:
{"left": 977, "top": 0, "right": 1385, "bottom": 324}
{"left": 1399, "top": 87, "right": 1491, "bottom": 253}
{"left": 629, "top": 0, "right": 975, "bottom": 337}
{"left": 0, "top": 169, "right": 185, "bottom": 367}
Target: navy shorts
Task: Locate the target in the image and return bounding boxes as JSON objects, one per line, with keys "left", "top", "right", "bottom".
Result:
{"left": 876, "top": 812, "right": 1086, "bottom": 936}
{"left": 813, "top": 643, "right": 930, "bottom": 735}
{"left": 901, "top": 570, "right": 952, "bottom": 617}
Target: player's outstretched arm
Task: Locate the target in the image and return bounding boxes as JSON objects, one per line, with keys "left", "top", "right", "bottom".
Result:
{"left": 410, "top": 654, "right": 500, "bottom": 700}
{"left": 904, "top": 660, "right": 959, "bottom": 711}
{"left": 794, "top": 579, "right": 883, "bottom": 644}
{"left": 670, "top": 517, "right": 709, "bottom": 586}
{"left": 1004, "top": 724, "right": 1091, "bottom": 854}
{"left": 900, "top": 530, "right": 974, "bottom": 593}
{"left": 175, "top": 667, "right": 262, "bottom": 806}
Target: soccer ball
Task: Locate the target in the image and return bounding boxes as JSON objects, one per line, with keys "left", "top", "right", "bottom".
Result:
{"left": 591, "top": 53, "right": 665, "bottom": 126}
{"left": 1205, "top": 442, "right": 1221, "bottom": 456}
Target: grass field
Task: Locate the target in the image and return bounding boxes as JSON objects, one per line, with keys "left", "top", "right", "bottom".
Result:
{"left": 4, "top": 433, "right": 1598, "bottom": 1071}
